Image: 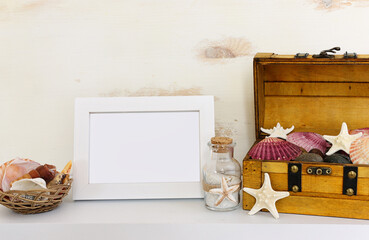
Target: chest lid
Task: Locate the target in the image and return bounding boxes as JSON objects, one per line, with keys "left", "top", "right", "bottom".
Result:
{"left": 254, "top": 52, "right": 369, "bottom": 140}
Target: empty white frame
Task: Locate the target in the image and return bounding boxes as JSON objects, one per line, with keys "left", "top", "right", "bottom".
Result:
{"left": 73, "top": 96, "right": 214, "bottom": 200}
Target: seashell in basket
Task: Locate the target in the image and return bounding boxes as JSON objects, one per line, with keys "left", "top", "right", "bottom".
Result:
{"left": 10, "top": 178, "right": 48, "bottom": 201}
{"left": 248, "top": 137, "right": 302, "bottom": 161}
{"left": 0, "top": 177, "right": 72, "bottom": 214}
{"left": 11, "top": 178, "right": 47, "bottom": 191}
{"left": 350, "top": 136, "right": 369, "bottom": 165}
{"left": 287, "top": 132, "right": 327, "bottom": 154}
{"left": 349, "top": 128, "right": 369, "bottom": 138}
{"left": 0, "top": 158, "right": 41, "bottom": 192}
{"left": 13, "top": 164, "right": 57, "bottom": 185}
{"left": 0, "top": 160, "right": 72, "bottom": 214}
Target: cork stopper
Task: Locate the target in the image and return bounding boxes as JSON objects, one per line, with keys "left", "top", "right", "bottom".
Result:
{"left": 211, "top": 137, "right": 233, "bottom": 145}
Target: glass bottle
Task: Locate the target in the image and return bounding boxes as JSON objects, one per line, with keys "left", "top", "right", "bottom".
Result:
{"left": 203, "top": 137, "right": 241, "bottom": 211}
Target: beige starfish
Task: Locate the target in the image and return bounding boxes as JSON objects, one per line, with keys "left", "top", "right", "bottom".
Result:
{"left": 324, "top": 122, "right": 362, "bottom": 155}
{"left": 209, "top": 176, "right": 239, "bottom": 206}
{"left": 243, "top": 173, "right": 289, "bottom": 219}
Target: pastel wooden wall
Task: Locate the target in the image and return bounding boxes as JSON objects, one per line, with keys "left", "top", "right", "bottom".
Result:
{"left": 1, "top": 0, "right": 369, "bottom": 168}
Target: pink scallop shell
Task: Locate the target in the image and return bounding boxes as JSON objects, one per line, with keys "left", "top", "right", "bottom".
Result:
{"left": 350, "top": 136, "right": 369, "bottom": 165}
{"left": 349, "top": 128, "right": 369, "bottom": 137}
{"left": 248, "top": 137, "right": 302, "bottom": 161}
{"left": 286, "top": 132, "right": 327, "bottom": 154}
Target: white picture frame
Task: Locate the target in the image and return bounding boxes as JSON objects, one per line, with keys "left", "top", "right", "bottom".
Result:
{"left": 73, "top": 96, "right": 214, "bottom": 200}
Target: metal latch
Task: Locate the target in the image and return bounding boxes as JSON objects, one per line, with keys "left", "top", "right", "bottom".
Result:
{"left": 288, "top": 163, "right": 301, "bottom": 193}
{"left": 312, "top": 47, "right": 340, "bottom": 59}
{"left": 306, "top": 167, "right": 332, "bottom": 175}
{"left": 343, "top": 166, "right": 358, "bottom": 196}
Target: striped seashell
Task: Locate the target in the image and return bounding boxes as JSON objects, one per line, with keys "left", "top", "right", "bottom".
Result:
{"left": 350, "top": 136, "right": 369, "bottom": 165}
{"left": 248, "top": 137, "right": 302, "bottom": 161}
{"left": 349, "top": 128, "right": 369, "bottom": 138}
{"left": 287, "top": 132, "right": 327, "bottom": 154}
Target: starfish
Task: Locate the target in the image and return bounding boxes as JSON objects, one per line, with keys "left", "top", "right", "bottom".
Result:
{"left": 243, "top": 173, "right": 289, "bottom": 219}
{"left": 209, "top": 176, "right": 240, "bottom": 206}
{"left": 324, "top": 122, "right": 362, "bottom": 155}
{"left": 261, "top": 123, "right": 294, "bottom": 140}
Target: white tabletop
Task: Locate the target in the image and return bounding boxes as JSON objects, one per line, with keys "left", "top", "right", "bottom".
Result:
{"left": 1, "top": 196, "right": 369, "bottom": 240}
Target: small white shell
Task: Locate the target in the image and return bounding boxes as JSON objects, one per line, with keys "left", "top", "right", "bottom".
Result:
{"left": 10, "top": 178, "right": 47, "bottom": 191}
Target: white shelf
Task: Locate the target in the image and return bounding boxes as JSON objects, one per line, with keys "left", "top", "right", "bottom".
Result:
{"left": 1, "top": 196, "right": 369, "bottom": 240}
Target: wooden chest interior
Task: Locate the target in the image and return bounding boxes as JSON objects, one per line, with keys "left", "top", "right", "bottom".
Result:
{"left": 254, "top": 53, "right": 369, "bottom": 138}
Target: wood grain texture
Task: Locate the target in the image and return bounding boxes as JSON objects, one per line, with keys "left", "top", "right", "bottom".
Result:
{"left": 268, "top": 173, "right": 347, "bottom": 194}
{"left": 254, "top": 60, "right": 265, "bottom": 140}
{"left": 275, "top": 195, "right": 369, "bottom": 220}
{"left": 243, "top": 159, "right": 369, "bottom": 219}
{"left": 265, "top": 82, "right": 369, "bottom": 97}
{"left": 261, "top": 160, "right": 369, "bottom": 195}
{"left": 262, "top": 160, "right": 369, "bottom": 176}
{"left": 263, "top": 63, "right": 369, "bottom": 83}
{"left": 262, "top": 161, "right": 287, "bottom": 174}
{"left": 242, "top": 160, "right": 262, "bottom": 210}
{"left": 263, "top": 96, "right": 369, "bottom": 135}
{"left": 359, "top": 167, "right": 369, "bottom": 177}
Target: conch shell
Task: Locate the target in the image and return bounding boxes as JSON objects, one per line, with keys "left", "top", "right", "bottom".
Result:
{"left": 0, "top": 158, "right": 41, "bottom": 192}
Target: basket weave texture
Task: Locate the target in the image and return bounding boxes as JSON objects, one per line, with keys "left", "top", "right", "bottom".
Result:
{"left": 0, "top": 178, "right": 72, "bottom": 214}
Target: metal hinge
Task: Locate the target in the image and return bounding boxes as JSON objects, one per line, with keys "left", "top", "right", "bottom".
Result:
{"left": 344, "top": 51, "right": 357, "bottom": 59}
{"left": 295, "top": 53, "right": 309, "bottom": 59}
{"left": 288, "top": 163, "right": 301, "bottom": 193}
{"left": 343, "top": 166, "right": 358, "bottom": 196}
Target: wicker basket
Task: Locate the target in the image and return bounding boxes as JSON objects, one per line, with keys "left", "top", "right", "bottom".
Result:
{"left": 0, "top": 178, "right": 72, "bottom": 214}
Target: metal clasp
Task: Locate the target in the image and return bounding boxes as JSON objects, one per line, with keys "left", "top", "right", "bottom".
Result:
{"left": 306, "top": 167, "right": 332, "bottom": 175}
{"left": 312, "top": 47, "right": 340, "bottom": 59}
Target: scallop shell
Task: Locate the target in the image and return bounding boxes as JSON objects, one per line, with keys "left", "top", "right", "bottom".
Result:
{"left": 287, "top": 132, "right": 327, "bottom": 154}
{"left": 248, "top": 137, "right": 302, "bottom": 161}
{"left": 349, "top": 136, "right": 369, "bottom": 164}
{"left": 349, "top": 128, "right": 369, "bottom": 137}
{"left": 10, "top": 178, "right": 47, "bottom": 191}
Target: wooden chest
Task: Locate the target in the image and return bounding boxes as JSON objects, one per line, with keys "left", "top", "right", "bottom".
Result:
{"left": 242, "top": 52, "right": 369, "bottom": 219}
